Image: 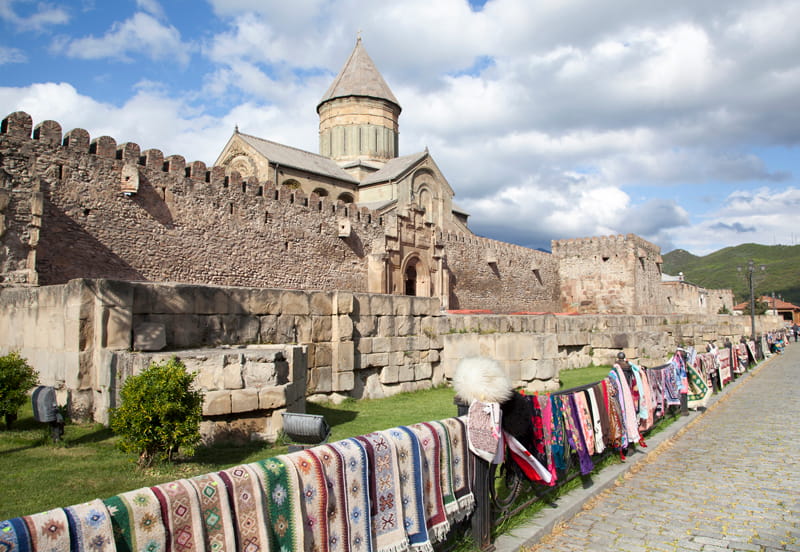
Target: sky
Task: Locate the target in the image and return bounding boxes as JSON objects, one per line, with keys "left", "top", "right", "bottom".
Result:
{"left": 2, "top": 0, "right": 799, "bottom": 256}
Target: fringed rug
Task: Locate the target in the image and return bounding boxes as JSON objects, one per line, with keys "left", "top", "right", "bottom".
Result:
{"left": 308, "top": 445, "right": 350, "bottom": 552}
{"left": 329, "top": 439, "right": 373, "bottom": 552}
{"left": 380, "top": 427, "right": 431, "bottom": 552}
{"left": 439, "top": 418, "right": 475, "bottom": 519}
{"left": 64, "top": 498, "right": 115, "bottom": 552}
{"left": 687, "top": 362, "right": 712, "bottom": 410}
{"left": 251, "top": 455, "right": 304, "bottom": 552}
{"left": 285, "top": 449, "right": 330, "bottom": 552}
{"left": 355, "top": 433, "right": 409, "bottom": 552}
{"left": 0, "top": 517, "right": 32, "bottom": 552}
{"left": 217, "top": 464, "right": 271, "bottom": 552}
{"left": 187, "top": 472, "right": 236, "bottom": 552}
{"left": 104, "top": 487, "right": 167, "bottom": 552}
{"left": 151, "top": 479, "right": 205, "bottom": 552}
{"left": 427, "top": 422, "right": 457, "bottom": 521}
{"left": 0, "top": 507, "right": 71, "bottom": 552}
{"left": 409, "top": 423, "right": 449, "bottom": 543}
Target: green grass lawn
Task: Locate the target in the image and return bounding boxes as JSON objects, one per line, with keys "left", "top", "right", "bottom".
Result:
{"left": 558, "top": 364, "right": 612, "bottom": 389}
{"left": 0, "top": 385, "right": 457, "bottom": 520}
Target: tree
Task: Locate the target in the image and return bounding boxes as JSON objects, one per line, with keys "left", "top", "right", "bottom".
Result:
{"left": 111, "top": 357, "right": 203, "bottom": 467}
{"left": 742, "top": 300, "right": 769, "bottom": 316}
{"left": 0, "top": 352, "right": 39, "bottom": 429}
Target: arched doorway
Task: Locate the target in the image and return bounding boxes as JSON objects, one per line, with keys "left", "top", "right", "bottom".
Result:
{"left": 402, "top": 255, "right": 430, "bottom": 297}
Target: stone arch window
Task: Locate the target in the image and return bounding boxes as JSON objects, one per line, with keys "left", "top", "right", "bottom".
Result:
{"left": 401, "top": 254, "right": 430, "bottom": 297}
{"left": 313, "top": 187, "right": 329, "bottom": 197}
{"left": 417, "top": 186, "right": 434, "bottom": 223}
{"left": 226, "top": 154, "right": 256, "bottom": 180}
{"left": 282, "top": 179, "right": 301, "bottom": 189}
{"left": 338, "top": 192, "right": 354, "bottom": 204}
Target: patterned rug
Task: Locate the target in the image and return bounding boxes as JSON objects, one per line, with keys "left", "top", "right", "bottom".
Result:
{"left": 63, "top": 499, "right": 115, "bottom": 552}
{"left": 427, "top": 422, "right": 457, "bottom": 520}
{"left": 251, "top": 455, "right": 304, "bottom": 552}
{"left": 308, "top": 445, "right": 351, "bottom": 552}
{"left": 380, "top": 427, "right": 432, "bottom": 552}
{"left": 0, "top": 507, "right": 71, "bottom": 552}
{"left": 285, "top": 449, "right": 330, "bottom": 552}
{"left": 217, "top": 464, "right": 271, "bottom": 552}
{"left": 439, "top": 418, "right": 475, "bottom": 517}
{"left": 104, "top": 487, "right": 167, "bottom": 552}
{"left": 151, "top": 479, "right": 205, "bottom": 552}
{"left": 0, "top": 517, "right": 31, "bottom": 552}
{"left": 409, "top": 423, "right": 449, "bottom": 543}
{"left": 329, "top": 438, "right": 373, "bottom": 552}
{"left": 187, "top": 472, "right": 236, "bottom": 552}
{"left": 355, "top": 432, "right": 409, "bottom": 552}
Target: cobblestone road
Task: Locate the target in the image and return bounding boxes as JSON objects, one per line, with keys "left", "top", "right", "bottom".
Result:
{"left": 530, "top": 343, "right": 800, "bottom": 552}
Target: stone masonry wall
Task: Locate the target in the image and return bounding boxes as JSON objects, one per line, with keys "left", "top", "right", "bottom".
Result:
{"left": 442, "top": 232, "right": 561, "bottom": 313}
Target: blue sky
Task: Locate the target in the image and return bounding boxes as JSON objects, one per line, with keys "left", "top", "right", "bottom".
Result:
{"left": 2, "top": 0, "right": 799, "bottom": 256}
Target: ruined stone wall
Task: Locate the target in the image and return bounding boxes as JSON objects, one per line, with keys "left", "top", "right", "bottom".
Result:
{"left": 553, "top": 234, "right": 664, "bottom": 314}
{"left": 442, "top": 232, "right": 561, "bottom": 313}
{"left": 660, "top": 281, "right": 736, "bottom": 316}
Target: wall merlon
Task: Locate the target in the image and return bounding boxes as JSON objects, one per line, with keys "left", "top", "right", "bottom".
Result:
{"left": 1, "top": 111, "right": 33, "bottom": 138}
{"left": 117, "top": 142, "right": 141, "bottom": 164}
{"left": 187, "top": 160, "right": 207, "bottom": 181}
{"left": 89, "top": 136, "right": 116, "bottom": 159}
{"left": 63, "top": 128, "right": 90, "bottom": 151}
{"left": 141, "top": 148, "right": 164, "bottom": 170}
{"left": 164, "top": 154, "right": 186, "bottom": 174}
{"left": 33, "top": 120, "right": 62, "bottom": 146}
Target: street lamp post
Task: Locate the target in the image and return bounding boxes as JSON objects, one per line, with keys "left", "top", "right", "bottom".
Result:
{"left": 738, "top": 260, "right": 765, "bottom": 341}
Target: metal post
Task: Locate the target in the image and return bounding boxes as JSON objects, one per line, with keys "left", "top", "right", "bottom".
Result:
{"left": 471, "top": 457, "right": 495, "bottom": 551}
{"left": 748, "top": 262, "right": 756, "bottom": 341}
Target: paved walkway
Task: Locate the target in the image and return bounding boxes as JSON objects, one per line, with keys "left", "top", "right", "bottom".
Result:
{"left": 497, "top": 343, "right": 800, "bottom": 552}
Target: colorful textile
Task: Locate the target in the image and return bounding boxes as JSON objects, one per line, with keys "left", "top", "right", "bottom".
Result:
{"left": 329, "top": 439, "right": 373, "bottom": 552}
{"left": 439, "top": 418, "right": 475, "bottom": 515}
{"left": 409, "top": 422, "right": 449, "bottom": 542}
{"left": 151, "top": 479, "right": 204, "bottom": 552}
{"left": 687, "top": 362, "right": 712, "bottom": 410}
{"left": 466, "top": 400, "right": 503, "bottom": 464}
{"left": 428, "top": 422, "right": 457, "bottom": 520}
{"left": 217, "top": 464, "right": 271, "bottom": 552}
{"left": 593, "top": 383, "right": 610, "bottom": 451}
{"left": 549, "top": 395, "right": 567, "bottom": 471}
{"left": 252, "top": 455, "right": 305, "bottom": 552}
{"left": 309, "top": 445, "right": 351, "bottom": 552}
{"left": 381, "top": 427, "right": 432, "bottom": 552}
{"left": 104, "top": 487, "right": 167, "bottom": 552}
{"left": 286, "top": 449, "right": 330, "bottom": 552}
{"left": 63, "top": 499, "right": 115, "bottom": 552}
{"left": 585, "top": 388, "right": 604, "bottom": 454}
{"left": 566, "top": 394, "right": 594, "bottom": 475}
{"left": 536, "top": 396, "right": 558, "bottom": 485}
{"left": 604, "top": 379, "right": 624, "bottom": 450}
{"left": 356, "top": 432, "right": 409, "bottom": 552}
{"left": 612, "top": 366, "right": 641, "bottom": 444}
{"left": 573, "top": 391, "right": 595, "bottom": 454}
{"left": 663, "top": 360, "right": 682, "bottom": 406}
{"left": 0, "top": 517, "right": 32, "bottom": 552}
{"left": 187, "top": 472, "right": 236, "bottom": 552}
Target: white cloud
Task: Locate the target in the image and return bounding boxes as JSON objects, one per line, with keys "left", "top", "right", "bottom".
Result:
{"left": 57, "top": 12, "right": 191, "bottom": 65}
{"left": 0, "top": 0, "right": 69, "bottom": 32}
{"left": 0, "top": 45, "right": 26, "bottom": 64}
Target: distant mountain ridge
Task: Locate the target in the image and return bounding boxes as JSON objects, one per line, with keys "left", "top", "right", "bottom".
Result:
{"left": 662, "top": 243, "right": 800, "bottom": 306}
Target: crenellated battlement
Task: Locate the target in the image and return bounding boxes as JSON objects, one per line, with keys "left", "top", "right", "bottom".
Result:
{"left": 551, "top": 233, "right": 661, "bottom": 259}
{"left": 1, "top": 111, "right": 389, "bottom": 231}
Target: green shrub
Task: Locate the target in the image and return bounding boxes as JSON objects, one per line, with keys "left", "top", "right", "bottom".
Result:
{"left": 111, "top": 357, "right": 203, "bottom": 467}
{"left": 0, "top": 351, "right": 39, "bottom": 429}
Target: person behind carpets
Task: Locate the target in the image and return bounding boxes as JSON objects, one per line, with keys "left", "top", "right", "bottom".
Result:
{"left": 453, "top": 357, "right": 552, "bottom": 484}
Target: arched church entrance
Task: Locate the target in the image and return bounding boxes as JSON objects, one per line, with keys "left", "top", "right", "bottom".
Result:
{"left": 401, "top": 255, "right": 430, "bottom": 297}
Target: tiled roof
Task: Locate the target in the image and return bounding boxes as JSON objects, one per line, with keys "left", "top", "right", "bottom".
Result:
{"left": 733, "top": 296, "right": 800, "bottom": 310}
{"left": 318, "top": 38, "right": 400, "bottom": 111}
{"left": 361, "top": 151, "right": 428, "bottom": 185}
{"left": 237, "top": 133, "right": 358, "bottom": 183}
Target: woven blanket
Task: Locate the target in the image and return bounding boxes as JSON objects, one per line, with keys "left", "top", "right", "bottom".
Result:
{"left": 329, "top": 439, "right": 373, "bottom": 552}
{"left": 564, "top": 394, "right": 593, "bottom": 475}
{"left": 104, "top": 487, "right": 167, "bottom": 552}
{"left": 187, "top": 472, "right": 236, "bottom": 552}
{"left": 687, "top": 362, "right": 712, "bottom": 410}
{"left": 0, "top": 507, "right": 71, "bottom": 552}
{"left": 612, "top": 366, "right": 641, "bottom": 444}
{"left": 548, "top": 395, "right": 567, "bottom": 471}
{"left": 380, "top": 427, "right": 431, "bottom": 552}
{"left": 151, "top": 479, "right": 204, "bottom": 552}
{"left": 427, "top": 422, "right": 457, "bottom": 520}
{"left": 356, "top": 432, "right": 409, "bottom": 552}
{"left": 535, "top": 396, "right": 558, "bottom": 485}
{"left": 308, "top": 445, "right": 351, "bottom": 552}
{"left": 217, "top": 465, "right": 270, "bottom": 552}
{"left": 585, "top": 388, "right": 604, "bottom": 454}
{"left": 251, "top": 455, "right": 304, "bottom": 552}
{"left": 285, "top": 449, "right": 330, "bottom": 552}
{"left": 409, "top": 423, "right": 448, "bottom": 543}
{"left": 64, "top": 499, "right": 115, "bottom": 552}
{"left": 439, "top": 418, "right": 475, "bottom": 516}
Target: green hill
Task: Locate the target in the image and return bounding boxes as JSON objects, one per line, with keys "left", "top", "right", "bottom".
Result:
{"left": 662, "top": 243, "right": 800, "bottom": 306}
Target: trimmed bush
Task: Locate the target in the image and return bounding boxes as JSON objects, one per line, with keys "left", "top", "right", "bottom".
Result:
{"left": 0, "top": 351, "right": 39, "bottom": 429}
{"left": 111, "top": 357, "right": 203, "bottom": 467}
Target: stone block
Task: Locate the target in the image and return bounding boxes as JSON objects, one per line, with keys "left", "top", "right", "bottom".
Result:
{"left": 356, "top": 338, "right": 372, "bottom": 354}
{"left": 203, "top": 390, "right": 232, "bottom": 416}
{"left": 397, "top": 363, "right": 415, "bottom": 382}
{"left": 494, "top": 334, "right": 527, "bottom": 361}
{"left": 335, "top": 291, "right": 353, "bottom": 314}
{"left": 259, "top": 315, "right": 278, "bottom": 343}
{"left": 396, "top": 316, "right": 416, "bottom": 336}
{"left": 393, "top": 296, "right": 412, "bottom": 316}
{"left": 280, "top": 290, "right": 310, "bottom": 315}
{"left": 312, "top": 343, "right": 332, "bottom": 367}
{"left": 223, "top": 362, "right": 244, "bottom": 389}
{"left": 390, "top": 351, "right": 405, "bottom": 366}
{"left": 380, "top": 365, "right": 399, "bottom": 384}
{"left": 244, "top": 289, "right": 281, "bottom": 315}
{"left": 477, "top": 335, "right": 497, "bottom": 358}
{"left": 365, "top": 352, "right": 389, "bottom": 368}
{"left": 354, "top": 314, "right": 377, "bottom": 337}
{"left": 310, "top": 292, "right": 333, "bottom": 315}
{"left": 309, "top": 366, "right": 332, "bottom": 393}
{"left": 415, "top": 362, "right": 432, "bottom": 380}
{"left": 369, "top": 294, "right": 393, "bottom": 316}
{"left": 259, "top": 386, "right": 287, "bottom": 410}
{"left": 543, "top": 334, "right": 558, "bottom": 359}
{"left": 377, "top": 315, "right": 395, "bottom": 336}
{"left": 421, "top": 349, "right": 439, "bottom": 363}
{"left": 334, "top": 314, "right": 353, "bottom": 341}
{"left": 231, "top": 388, "right": 259, "bottom": 413}
{"left": 372, "top": 337, "right": 391, "bottom": 353}
{"left": 242, "top": 360, "right": 279, "bottom": 388}
{"left": 333, "top": 341, "right": 354, "bottom": 372}
{"left": 133, "top": 322, "right": 166, "bottom": 351}
{"left": 333, "top": 371, "right": 354, "bottom": 392}
{"left": 295, "top": 315, "right": 312, "bottom": 343}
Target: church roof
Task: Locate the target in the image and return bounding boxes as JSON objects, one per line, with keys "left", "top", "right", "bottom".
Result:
{"left": 317, "top": 37, "right": 401, "bottom": 113}
{"left": 236, "top": 132, "right": 359, "bottom": 184}
{"left": 361, "top": 151, "right": 428, "bottom": 186}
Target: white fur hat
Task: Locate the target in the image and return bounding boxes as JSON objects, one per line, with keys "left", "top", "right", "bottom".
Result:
{"left": 452, "top": 356, "right": 513, "bottom": 404}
